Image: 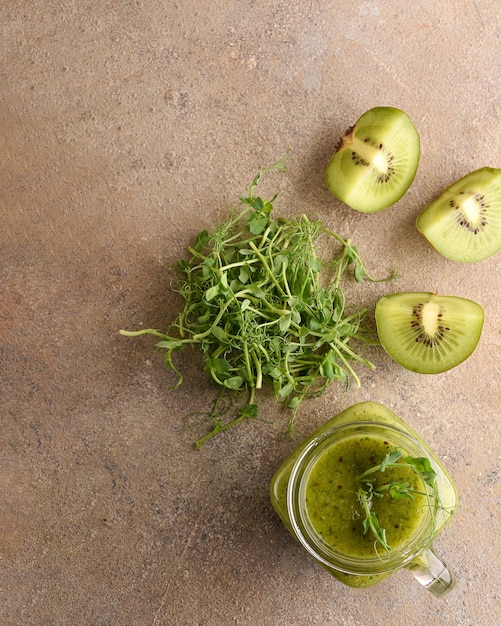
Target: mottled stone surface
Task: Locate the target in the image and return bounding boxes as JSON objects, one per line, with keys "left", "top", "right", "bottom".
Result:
{"left": 1, "top": 2, "right": 499, "bottom": 625}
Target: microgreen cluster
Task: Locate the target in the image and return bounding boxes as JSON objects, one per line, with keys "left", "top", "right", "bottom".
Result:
{"left": 121, "top": 163, "right": 394, "bottom": 447}
{"left": 357, "top": 450, "right": 440, "bottom": 557}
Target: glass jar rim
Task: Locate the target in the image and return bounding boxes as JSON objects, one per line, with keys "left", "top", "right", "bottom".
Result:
{"left": 286, "top": 420, "right": 438, "bottom": 575}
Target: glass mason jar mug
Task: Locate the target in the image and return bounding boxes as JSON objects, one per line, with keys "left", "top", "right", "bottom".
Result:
{"left": 270, "top": 402, "right": 458, "bottom": 596}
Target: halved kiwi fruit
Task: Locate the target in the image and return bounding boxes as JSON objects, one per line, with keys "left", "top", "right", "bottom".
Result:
{"left": 416, "top": 167, "right": 501, "bottom": 263}
{"left": 375, "top": 292, "right": 484, "bottom": 374}
{"left": 325, "top": 106, "right": 420, "bottom": 212}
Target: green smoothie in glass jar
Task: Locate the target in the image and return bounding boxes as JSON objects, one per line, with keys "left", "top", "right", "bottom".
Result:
{"left": 270, "top": 402, "right": 458, "bottom": 595}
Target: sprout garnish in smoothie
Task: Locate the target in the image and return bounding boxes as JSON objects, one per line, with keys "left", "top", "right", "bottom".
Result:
{"left": 356, "top": 450, "right": 441, "bottom": 557}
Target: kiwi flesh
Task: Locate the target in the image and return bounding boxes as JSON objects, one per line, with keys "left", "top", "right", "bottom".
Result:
{"left": 375, "top": 292, "right": 484, "bottom": 374}
{"left": 325, "top": 107, "right": 420, "bottom": 213}
{"left": 416, "top": 167, "right": 501, "bottom": 263}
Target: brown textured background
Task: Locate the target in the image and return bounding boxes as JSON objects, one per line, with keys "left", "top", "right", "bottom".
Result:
{"left": 1, "top": 1, "right": 500, "bottom": 624}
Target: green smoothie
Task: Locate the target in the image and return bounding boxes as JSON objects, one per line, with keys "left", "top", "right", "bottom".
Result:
{"left": 304, "top": 435, "right": 429, "bottom": 558}
{"left": 270, "top": 402, "right": 458, "bottom": 589}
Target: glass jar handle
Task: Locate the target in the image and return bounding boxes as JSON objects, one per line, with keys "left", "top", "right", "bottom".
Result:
{"left": 406, "top": 548, "right": 456, "bottom": 597}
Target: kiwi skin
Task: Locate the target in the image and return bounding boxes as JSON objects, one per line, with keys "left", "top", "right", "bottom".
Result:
{"left": 416, "top": 167, "right": 501, "bottom": 263}
{"left": 375, "top": 292, "right": 484, "bottom": 375}
{"left": 325, "top": 106, "right": 420, "bottom": 213}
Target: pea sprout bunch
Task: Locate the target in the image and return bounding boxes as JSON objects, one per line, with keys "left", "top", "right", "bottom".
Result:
{"left": 121, "top": 163, "right": 395, "bottom": 447}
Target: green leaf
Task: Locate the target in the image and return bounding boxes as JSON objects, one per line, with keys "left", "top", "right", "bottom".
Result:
{"left": 321, "top": 358, "right": 335, "bottom": 381}
{"left": 193, "top": 229, "right": 209, "bottom": 252}
{"left": 224, "top": 376, "right": 245, "bottom": 390}
{"left": 246, "top": 284, "right": 266, "bottom": 298}
{"left": 262, "top": 365, "right": 281, "bottom": 379}
{"left": 209, "top": 358, "right": 232, "bottom": 374}
{"left": 279, "top": 314, "right": 291, "bottom": 333}
{"left": 345, "top": 244, "right": 359, "bottom": 265}
{"left": 277, "top": 381, "right": 294, "bottom": 399}
{"left": 205, "top": 284, "right": 220, "bottom": 301}
{"left": 354, "top": 261, "right": 367, "bottom": 282}
{"left": 287, "top": 396, "right": 300, "bottom": 410}
{"left": 262, "top": 199, "right": 274, "bottom": 213}
{"left": 310, "top": 258, "right": 323, "bottom": 272}
{"left": 370, "top": 513, "right": 388, "bottom": 545}
{"left": 239, "top": 266, "right": 250, "bottom": 284}
{"left": 249, "top": 216, "right": 268, "bottom": 235}
{"left": 211, "top": 326, "right": 229, "bottom": 342}
{"left": 387, "top": 482, "right": 414, "bottom": 499}
{"left": 230, "top": 278, "right": 245, "bottom": 291}
{"left": 291, "top": 308, "right": 301, "bottom": 325}
{"left": 380, "top": 449, "right": 403, "bottom": 471}
{"left": 308, "top": 318, "right": 322, "bottom": 332}
{"left": 273, "top": 254, "right": 289, "bottom": 273}
{"left": 336, "top": 323, "right": 356, "bottom": 336}
{"left": 251, "top": 197, "right": 264, "bottom": 211}
{"left": 405, "top": 456, "right": 437, "bottom": 486}
{"left": 238, "top": 403, "right": 259, "bottom": 418}
{"left": 362, "top": 515, "right": 370, "bottom": 535}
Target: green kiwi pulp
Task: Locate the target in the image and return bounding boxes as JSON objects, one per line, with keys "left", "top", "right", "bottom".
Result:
{"left": 375, "top": 292, "right": 484, "bottom": 374}
{"left": 416, "top": 167, "right": 501, "bottom": 263}
{"left": 325, "top": 107, "right": 420, "bottom": 213}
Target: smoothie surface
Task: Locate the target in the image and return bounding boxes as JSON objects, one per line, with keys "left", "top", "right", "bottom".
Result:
{"left": 304, "top": 435, "right": 429, "bottom": 558}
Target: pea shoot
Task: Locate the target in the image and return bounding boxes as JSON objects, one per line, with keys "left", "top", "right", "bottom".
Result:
{"left": 121, "top": 163, "right": 395, "bottom": 447}
{"left": 357, "top": 450, "right": 441, "bottom": 557}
